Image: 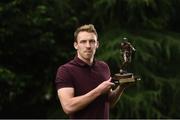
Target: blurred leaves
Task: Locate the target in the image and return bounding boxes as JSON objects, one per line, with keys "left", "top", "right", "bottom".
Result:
{"left": 97, "top": 27, "right": 180, "bottom": 118}
{"left": 0, "top": 0, "right": 180, "bottom": 119}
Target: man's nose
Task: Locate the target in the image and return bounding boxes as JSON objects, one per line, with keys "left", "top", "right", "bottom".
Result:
{"left": 86, "top": 42, "right": 91, "bottom": 47}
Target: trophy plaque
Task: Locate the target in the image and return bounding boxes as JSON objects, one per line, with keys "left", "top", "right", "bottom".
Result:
{"left": 112, "top": 38, "right": 141, "bottom": 85}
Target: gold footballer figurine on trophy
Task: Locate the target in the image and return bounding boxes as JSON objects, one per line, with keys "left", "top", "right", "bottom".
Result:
{"left": 112, "top": 37, "right": 141, "bottom": 85}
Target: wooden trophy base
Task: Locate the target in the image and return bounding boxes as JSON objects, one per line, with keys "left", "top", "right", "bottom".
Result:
{"left": 112, "top": 73, "right": 140, "bottom": 85}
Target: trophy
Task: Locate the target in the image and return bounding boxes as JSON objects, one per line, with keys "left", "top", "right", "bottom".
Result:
{"left": 112, "top": 38, "right": 141, "bottom": 85}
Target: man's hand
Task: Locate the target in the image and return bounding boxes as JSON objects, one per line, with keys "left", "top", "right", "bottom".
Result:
{"left": 96, "top": 78, "right": 115, "bottom": 95}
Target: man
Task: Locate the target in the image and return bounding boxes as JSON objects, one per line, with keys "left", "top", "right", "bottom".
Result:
{"left": 55, "top": 24, "right": 129, "bottom": 119}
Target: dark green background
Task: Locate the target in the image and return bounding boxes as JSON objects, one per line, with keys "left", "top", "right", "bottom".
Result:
{"left": 0, "top": 0, "right": 180, "bottom": 119}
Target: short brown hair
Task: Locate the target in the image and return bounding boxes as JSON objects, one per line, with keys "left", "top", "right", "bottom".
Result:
{"left": 74, "top": 24, "right": 98, "bottom": 42}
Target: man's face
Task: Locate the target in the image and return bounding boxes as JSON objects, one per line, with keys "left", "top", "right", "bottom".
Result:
{"left": 74, "top": 31, "right": 99, "bottom": 61}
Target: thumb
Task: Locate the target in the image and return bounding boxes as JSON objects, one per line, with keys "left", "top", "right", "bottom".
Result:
{"left": 107, "top": 77, "right": 112, "bottom": 82}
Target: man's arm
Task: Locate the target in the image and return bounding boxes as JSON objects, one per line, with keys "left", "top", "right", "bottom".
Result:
{"left": 57, "top": 78, "right": 114, "bottom": 115}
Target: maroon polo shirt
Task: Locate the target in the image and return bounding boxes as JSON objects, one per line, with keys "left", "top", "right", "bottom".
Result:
{"left": 55, "top": 56, "right": 111, "bottom": 119}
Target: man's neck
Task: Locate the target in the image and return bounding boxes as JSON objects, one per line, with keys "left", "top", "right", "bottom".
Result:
{"left": 77, "top": 55, "right": 93, "bottom": 66}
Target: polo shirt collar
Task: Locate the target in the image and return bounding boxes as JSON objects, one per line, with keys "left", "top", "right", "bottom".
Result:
{"left": 74, "top": 56, "right": 96, "bottom": 67}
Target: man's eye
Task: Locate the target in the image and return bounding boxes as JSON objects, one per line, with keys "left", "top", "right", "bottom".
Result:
{"left": 90, "top": 40, "right": 95, "bottom": 43}
{"left": 80, "top": 40, "right": 86, "bottom": 43}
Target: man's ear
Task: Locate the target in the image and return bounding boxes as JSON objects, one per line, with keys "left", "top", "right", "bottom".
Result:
{"left": 96, "top": 41, "right": 99, "bottom": 49}
{"left": 74, "top": 42, "right": 78, "bottom": 49}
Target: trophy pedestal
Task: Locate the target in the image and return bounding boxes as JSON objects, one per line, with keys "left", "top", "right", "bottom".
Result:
{"left": 112, "top": 73, "right": 140, "bottom": 85}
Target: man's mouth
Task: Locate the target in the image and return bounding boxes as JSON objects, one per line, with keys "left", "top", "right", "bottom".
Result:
{"left": 85, "top": 51, "right": 92, "bottom": 53}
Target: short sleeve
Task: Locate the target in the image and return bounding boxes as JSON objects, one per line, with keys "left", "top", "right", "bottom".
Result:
{"left": 55, "top": 65, "right": 74, "bottom": 90}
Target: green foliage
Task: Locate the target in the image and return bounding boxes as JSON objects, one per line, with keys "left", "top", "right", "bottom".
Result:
{"left": 0, "top": 0, "right": 180, "bottom": 119}
{"left": 90, "top": 0, "right": 178, "bottom": 29}
{"left": 0, "top": 68, "right": 16, "bottom": 106}
{"left": 97, "top": 27, "right": 180, "bottom": 118}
